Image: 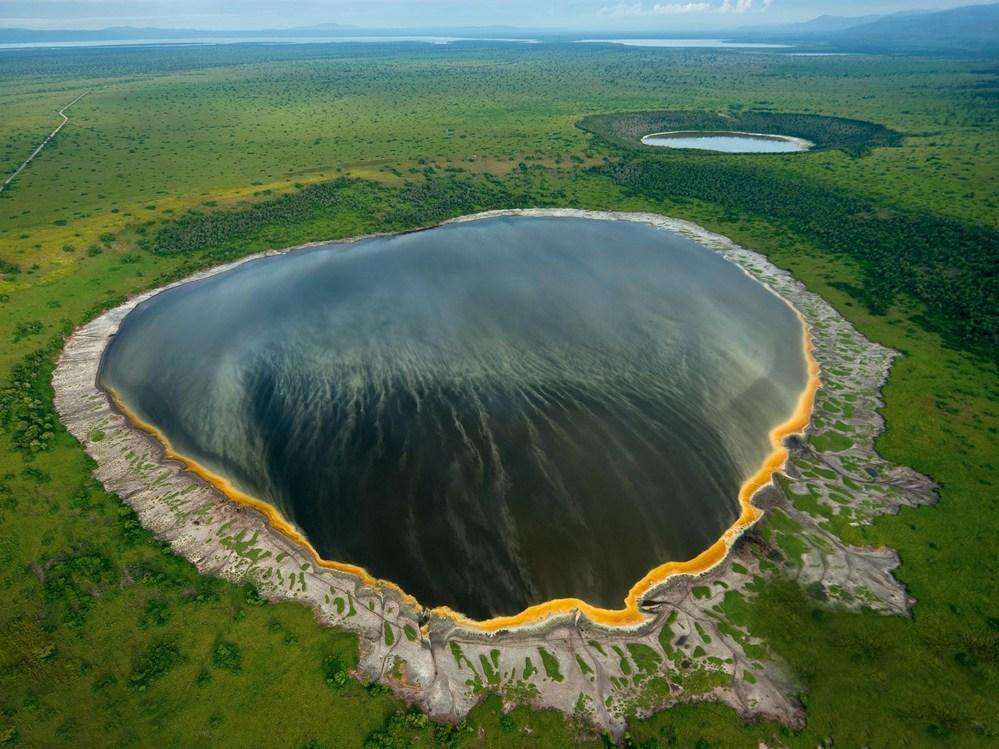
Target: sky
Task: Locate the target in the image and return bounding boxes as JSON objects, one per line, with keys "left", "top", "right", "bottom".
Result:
{"left": 0, "top": 0, "right": 990, "bottom": 31}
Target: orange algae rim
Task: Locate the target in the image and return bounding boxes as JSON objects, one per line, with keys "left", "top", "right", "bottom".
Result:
{"left": 103, "top": 309, "right": 820, "bottom": 633}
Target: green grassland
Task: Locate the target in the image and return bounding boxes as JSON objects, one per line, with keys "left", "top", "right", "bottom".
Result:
{"left": 0, "top": 42, "right": 996, "bottom": 747}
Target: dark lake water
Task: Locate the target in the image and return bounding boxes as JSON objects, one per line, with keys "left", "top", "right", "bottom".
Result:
{"left": 641, "top": 132, "right": 812, "bottom": 153}
{"left": 99, "top": 216, "right": 807, "bottom": 618}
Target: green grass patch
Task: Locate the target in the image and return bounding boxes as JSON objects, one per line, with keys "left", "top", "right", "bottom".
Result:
{"left": 537, "top": 647, "right": 564, "bottom": 682}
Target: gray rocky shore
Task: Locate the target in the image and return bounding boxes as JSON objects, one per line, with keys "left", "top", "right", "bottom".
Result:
{"left": 52, "top": 209, "right": 936, "bottom": 739}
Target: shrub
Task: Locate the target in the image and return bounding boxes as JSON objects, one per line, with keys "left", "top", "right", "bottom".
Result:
{"left": 211, "top": 641, "right": 242, "bottom": 673}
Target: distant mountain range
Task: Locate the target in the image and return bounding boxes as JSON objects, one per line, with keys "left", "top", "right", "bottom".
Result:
{"left": 0, "top": 23, "right": 535, "bottom": 45}
{"left": 1, "top": 4, "right": 996, "bottom": 56}
{"left": 741, "top": 14, "right": 888, "bottom": 35}
{"left": 824, "top": 3, "right": 998, "bottom": 53}
{"left": 0, "top": 24, "right": 352, "bottom": 44}
{"left": 738, "top": 3, "right": 998, "bottom": 54}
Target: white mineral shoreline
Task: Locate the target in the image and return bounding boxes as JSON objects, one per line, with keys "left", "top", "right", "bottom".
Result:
{"left": 52, "top": 208, "right": 935, "bottom": 736}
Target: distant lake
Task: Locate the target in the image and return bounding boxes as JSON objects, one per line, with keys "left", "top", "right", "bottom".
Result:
{"left": 0, "top": 36, "right": 541, "bottom": 51}
{"left": 99, "top": 216, "right": 808, "bottom": 619}
{"left": 577, "top": 38, "right": 792, "bottom": 48}
{"left": 642, "top": 131, "right": 813, "bottom": 153}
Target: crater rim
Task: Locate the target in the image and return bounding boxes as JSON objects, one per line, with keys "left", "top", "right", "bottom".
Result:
{"left": 86, "top": 209, "right": 823, "bottom": 632}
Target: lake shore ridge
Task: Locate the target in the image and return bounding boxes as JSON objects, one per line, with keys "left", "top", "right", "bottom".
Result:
{"left": 53, "top": 209, "right": 935, "bottom": 737}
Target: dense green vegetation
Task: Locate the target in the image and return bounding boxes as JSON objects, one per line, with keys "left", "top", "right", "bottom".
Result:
{"left": 0, "top": 41, "right": 996, "bottom": 747}
{"left": 149, "top": 174, "right": 533, "bottom": 258}
{"left": 578, "top": 109, "right": 903, "bottom": 155}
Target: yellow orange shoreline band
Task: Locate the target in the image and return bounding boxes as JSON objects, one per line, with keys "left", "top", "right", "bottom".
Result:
{"left": 105, "top": 306, "right": 820, "bottom": 634}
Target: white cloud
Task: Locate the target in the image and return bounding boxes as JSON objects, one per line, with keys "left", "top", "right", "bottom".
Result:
{"left": 600, "top": 0, "right": 763, "bottom": 16}
{"left": 599, "top": 2, "right": 644, "bottom": 16}
{"left": 652, "top": 3, "right": 712, "bottom": 13}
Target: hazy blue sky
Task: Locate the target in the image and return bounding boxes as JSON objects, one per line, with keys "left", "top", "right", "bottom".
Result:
{"left": 1, "top": 0, "right": 989, "bottom": 30}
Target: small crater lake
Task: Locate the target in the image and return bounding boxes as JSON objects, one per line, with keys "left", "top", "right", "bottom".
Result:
{"left": 99, "top": 216, "right": 808, "bottom": 619}
{"left": 641, "top": 131, "right": 813, "bottom": 153}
